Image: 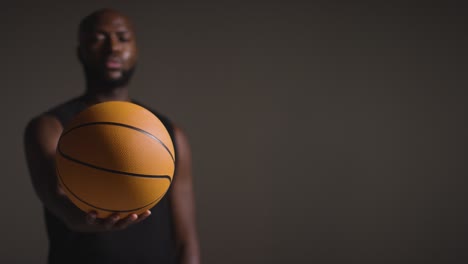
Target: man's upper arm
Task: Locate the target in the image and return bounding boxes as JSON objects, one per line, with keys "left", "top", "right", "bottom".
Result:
{"left": 24, "top": 115, "right": 63, "bottom": 202}
{"left": 171, "top": 126, "right": 194, "bottom": 192}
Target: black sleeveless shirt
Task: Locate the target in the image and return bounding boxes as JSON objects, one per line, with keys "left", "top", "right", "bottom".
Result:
{"left": 44, "top": 97, "right": 178, "bottom": 264}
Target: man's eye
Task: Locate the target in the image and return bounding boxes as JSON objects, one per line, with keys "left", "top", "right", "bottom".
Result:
{"left": 119, "top": 35, "right": 131, "bottom": 42}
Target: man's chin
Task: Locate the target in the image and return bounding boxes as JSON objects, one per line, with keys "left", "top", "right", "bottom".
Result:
{"left": 106, "top": 70, "right": 123, "bottom": 79}
{"left": 101, "top": 76, "right": 130, "bottom": 88}
{"left": 104, "top": 75, "right": 123, "bottom": 84}
{"left": 84, "top": 65, "right": 136, "bottom": 88}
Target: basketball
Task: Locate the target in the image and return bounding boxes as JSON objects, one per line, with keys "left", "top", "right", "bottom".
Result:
{"left": 55, "top": 101, "right": 175, "bottom": 218}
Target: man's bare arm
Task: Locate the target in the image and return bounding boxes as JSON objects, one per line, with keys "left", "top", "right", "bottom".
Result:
{"left": 24, "top": 115, "right": 150, "bottom": 232}
{"left": 170, "top": 126, "right": 201, "bottom": 264}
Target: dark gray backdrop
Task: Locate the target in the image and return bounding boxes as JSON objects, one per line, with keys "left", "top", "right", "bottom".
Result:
{"left": 1, "top": 1, "right": 467, "bottom": 264}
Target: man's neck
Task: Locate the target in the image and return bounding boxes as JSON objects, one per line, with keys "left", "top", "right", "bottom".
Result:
{"left": 83, "top": 85, "right": 131, "bottom": 105}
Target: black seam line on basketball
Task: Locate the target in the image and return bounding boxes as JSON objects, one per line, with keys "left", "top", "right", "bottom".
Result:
{"left": 62, "top": 121, "right": 175, "bottom": 163}
{"left": 56, "top": 168, "right": 166, "bottom": 213}
{"left": 57, "top": 147, "right": 172, "bottom": 182}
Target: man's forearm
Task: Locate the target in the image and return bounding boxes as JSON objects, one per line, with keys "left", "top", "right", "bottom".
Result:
{"left": 37, "top": 184, "right": 101, "bottom": 232}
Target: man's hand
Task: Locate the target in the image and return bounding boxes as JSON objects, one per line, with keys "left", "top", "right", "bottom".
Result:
{"left": 58, "top": 181, "right": 152, "bottom": 232}
{"left": 86, "top": 210, "right": 152, "bottom": 231}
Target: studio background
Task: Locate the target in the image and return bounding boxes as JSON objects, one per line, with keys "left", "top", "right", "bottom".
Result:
{"left": 1, "top": 1, "right": 467, "bottom": 264}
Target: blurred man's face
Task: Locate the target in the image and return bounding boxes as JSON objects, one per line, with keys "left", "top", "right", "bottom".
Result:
{"left": 79, "top": 11, "right": 138, "bottom": 86}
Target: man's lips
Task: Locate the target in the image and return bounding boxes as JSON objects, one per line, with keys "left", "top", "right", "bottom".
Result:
{"left": 106, "top": 59, "right": 123, "bottom": 69}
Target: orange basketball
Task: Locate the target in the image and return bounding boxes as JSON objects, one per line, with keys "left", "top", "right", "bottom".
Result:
{"left": 55, "top": 101, "right": 175, "bottom": 218}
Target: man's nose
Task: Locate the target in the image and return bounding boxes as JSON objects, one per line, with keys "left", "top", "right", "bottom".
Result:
{"left": 107, "top": 35, "right": 122, "bottom": 53}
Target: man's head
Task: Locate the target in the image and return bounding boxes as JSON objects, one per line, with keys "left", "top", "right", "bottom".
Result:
{"left": 78, "top": 9, "right": 138, "bottom": 89}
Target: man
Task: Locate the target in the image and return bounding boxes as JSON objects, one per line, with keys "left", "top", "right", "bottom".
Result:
{"left": 23, "top": 8, "right": 201, "bottom": 264}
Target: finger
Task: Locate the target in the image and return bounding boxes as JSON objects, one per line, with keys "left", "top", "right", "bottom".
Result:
{"left": 57, "top": 184, "right": 66, "bottom": 196}
{"left": 116, "top": 214, "right": 138, "bottom": 229}
{"left": 86, "top": 211, "right": 98, "bottom": 225}
{"left": 56, "top": 183, "right": 71, "bottom": 200}
{"left": 103, "top": 214, "right": 121, "bottom": 229}
{"left": 134, "top": 210, "right": 151, "bottom": 223}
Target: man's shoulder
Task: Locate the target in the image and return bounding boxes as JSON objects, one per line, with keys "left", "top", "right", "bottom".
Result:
{"left": 26, "top": 98, "right": 72, "bottom": 126}
{"left": 25, "top": 96, "right": 85, "bottom": 133}
{"left": 23, "top": 113, "right": 62, "bottom": 145}
{"left": 45, "top": 96, "right": 89, "bottom": 127}
{"left": 45, "top": 96, "right": 84, "bottom": 115}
